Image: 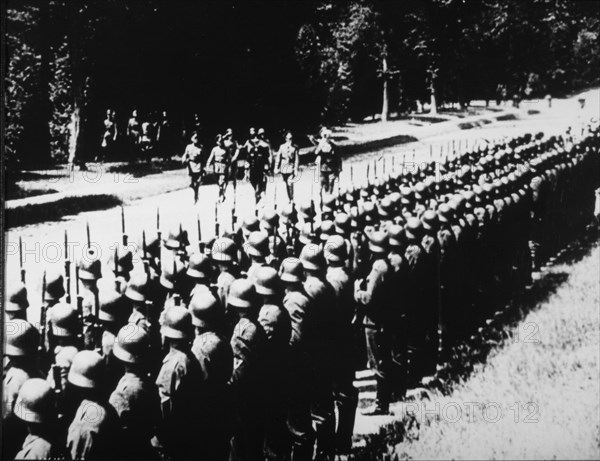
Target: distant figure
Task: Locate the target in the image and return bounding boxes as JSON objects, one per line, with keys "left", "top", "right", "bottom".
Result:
{"left": 127, "top": 109, "right": 141, "bottom": 159}
{"left": 275, "top": 131, "right": 299, "bottom": 201}
{"left": 245, "top": 128, "right": 272, "bottom": 203}
{"left": 99, "top": 109, "right": 117, "bottom": 162}
{"left": 223, "top": 128, "right": 239, "bottom": 197}
{"left": 240, "top": 127, "right": 256, "bottom": 181}
{"left": 139, "top": 116, "right": 155, "bottom": 161}
{"left": 182, "top": 132, "right": 205, "bottom": 203}
{"left": 314, "top": 128, "right": 340, "bottom": 194}
{"left": 157, "top": 110, "right": 176, "bottom": 160}
{"left": 206, "top": 134, "right": 229, "bottom": 202}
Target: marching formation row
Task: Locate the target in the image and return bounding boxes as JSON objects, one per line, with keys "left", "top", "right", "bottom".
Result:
{"left": 4, "top": 121, "right": 599, "bottom": 461}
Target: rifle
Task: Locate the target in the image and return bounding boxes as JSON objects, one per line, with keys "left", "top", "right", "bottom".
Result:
{"left": 156, "top": 207, "right": 162, "bottom": 272}
{"left": 232, "top": 189, "right": 237, "bottom": 230}
{"left": 197, "top": 214, "right": 204, "bottom": 252}
{"left": 19, "top": 236, "right": 25, "bottom": 283}
{"left": 215, "top": 201, "right": 220, "bottom": 238}
{"left": 142, "top": 230, "right": 147, "bottom": 259}
{"left": 366, "top": 162, "right": 370, "bottom": 182}
{"left": 350, "top": 165, "right": 354, "bottom": 183}
{"left": 273, "top": 182, "right": 278, "bottom": 211}
{"left": 51, "top": 364, "right": 63, "bottom": 417}
{"left": 113, "top": 246, "right": 121, "bottom": 292}
{"left": 86, "top": 221, "right": 91, "bottom": 249}
{"left": 74, "top": 266, "right": 84, "bottom": 347}
{"left": 121, "top": 206, "right": 128, "bottom": 246}
{"left": 39, "top": 271, "right": 47, "bottom": 353}
{"left": 93, "top": 288, "right": 102, "bottom": 353}
{"left": 64, "top": 230, "right": 71, "bottom": 304}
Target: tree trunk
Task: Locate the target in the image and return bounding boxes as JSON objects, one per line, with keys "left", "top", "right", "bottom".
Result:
{"left": 38, "top": 0, "right": 52, "bottom": 164}
{"left": 67, "top": 1, "right": 85, "bottom": 167}
{"left": 381, "top": 54, "right": 389, "bottom": 122}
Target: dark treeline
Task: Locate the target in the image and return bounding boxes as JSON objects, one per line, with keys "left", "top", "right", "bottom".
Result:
{"left": 4, "top": 0, "right": 600, "bottom": 169}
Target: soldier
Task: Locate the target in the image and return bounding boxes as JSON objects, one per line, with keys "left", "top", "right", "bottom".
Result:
{"left": 127, "top": 109, "right": 142, "bottom": 160}
{"left": 299, "top": 243, "right": 337, "bottom": 459}
{"left": 223, "top": 128, "right": 240, "bottom": 199}
{"left": 323, "top": 235, "right": 358, "bottom": 455}
{"left": 181, "top": 131, "right": 205, "bottom": 203}
{"left": 109, "top": 324, "right": 161, "bottom": 460}
{"left": 260, "top": 209, "right": 288, "bottom": 268}
{"left": 3, "top": 319, "right": 42, "bottom": 460}
{"left": 185, "top": 251, "right": 215, "bottom": 302}
{"left": 66, "top": 350, "right": 122, "bottom": 460}
{"left": 227, "top": 278, "right": 267, "bottom": 461}
{"left": 314, "top": 128, "right": 340, "bottom": 195}
{"left": 76, "top": 256, "right": 102, "bottom": 351}
{"left": 244, "top": 231, "right": 271, "bottom": 282}
{"left": 48, "top": 303, "right": 81, "bottom": 356}
{"left": 242, "top": 128, "right": 272, "bottom": 202}
{"left": 211, "top": 237, "right": 240, "bottom": 317}
{"left": 100, "top": 108, "right": 118, "bottom": 162}
{"left": 255, "top": 267, "right": 292, "bottom": 460}
{"left": 140, "top": 115, "right": 156, "bottom": 161}
{"left": 207, "top": 134, "right": 230, "bottom": 202}
{"left": 155, "top": 305, "right": 200, "bottom": 460}
{"left": 275, "top": 131, "right": 300, "bottom": 201}
{"left": 13, "top": 378, "right": 65, "bottom": 460}
{"left": 5, "top": 281, "right": 29, "bottom": 321}
{"left": 108, "top": 245, "right": 134, "bottom": 294}
{"left": 355, "top": 231, "right": 393, "bottom": 415}
{"left": 189, "top": 291, "right": 233, "bottom": 461}
{"left": 279, "top": 257, "right": 315, "bottom": 460}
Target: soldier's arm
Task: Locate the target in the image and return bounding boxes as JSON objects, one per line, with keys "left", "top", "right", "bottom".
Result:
{"left": 355, "top": 261, "right": 385, "bottom": 307}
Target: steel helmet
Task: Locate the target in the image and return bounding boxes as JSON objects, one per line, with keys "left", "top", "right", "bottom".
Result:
{"left": 405, "top": 217, "right": 424, "bottom": 241}
{"left": 113, "top": 324, "right": 150, "bottom": 364}
{"left": 260, "top": 209, "right": 279, "bottom": 232}
{"left": 319, "top": 220, "right": 334, "bottom": 242}
{"left": 160, "top": 305, "right": 193, "bottom": 340}
{"left": 108, "top": 245, "right": 134, "bottom": 274}
{"left": 278, "top": 257, "right": 304, "bottom": 284}
{"left": 334, "top": 213, "right": 350, "bottom": 236}
{"left": 186, "top": 252, "right": 212, "bottom": 280}
{"left": 44, "top": 271, "right": 66, "bottom": 303}
{"left": 323, "top": 235, "right": 347, "bottom": 263}
{"left": 98, "top": 288, "right": 128, "bottom": 322}
{"left": 125, "top": 272, "right": 151, "bottom": 303}
{"left": 227, "top": 278, "right": 257, "bottom": 309}
{"left": 14, "top": 378, "right": 55, "bottom": 424}
{"left": 368, "top": 231, "right": 388, "bottom": 254}
{"left": 4, "top": 319, "right": 39, "bottom": 357}
{"left": 6, "top": 282, "right": 29, "bottom": 312}
{"left": 254, "top": 266, "right": 281, "bottom": 296}
{"left": 299, "top": 244, "right": 326, "bottom": 271}
{"left": 188, "top": 291, "right": 222, "bottom": 328}
{"left": 160, "top": 258, "right": 186, "bottom": 290}
{"left": 387, "top": 224, "right": 405, "bottom": 248}
{"left": 244, "top": 231, "right": 269, "bottom": 258}
{"left": 211, "top": 237, "right": 237, "bottom": 263}
{"left": 49, "top": 303, "right": 79, "bottom": 338}
{"left": 67, "top": 350, "right": 104, "bottom": 389}
{"left": 78, "top": 257, "right": 102, "bottom": 281}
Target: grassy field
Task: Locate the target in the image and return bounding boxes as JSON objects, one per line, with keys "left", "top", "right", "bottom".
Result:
{"left": 354, "top": 232, "right": 600, "bottom": 460}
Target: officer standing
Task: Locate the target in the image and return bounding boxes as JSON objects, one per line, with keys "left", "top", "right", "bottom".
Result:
{"left": 100, "top": 108, "right": 117, "bottom": 162}
{"left": 275, "top": 131, "right": 300, "bottom": 202}
{"left": 127, "top": 109, "right": 141, "bottom": 160}
{"left": 207, "top": 134, "right": 230, "bottom": 202}
{"left": 314, "top": 128, "right": 340, "bottom": 195}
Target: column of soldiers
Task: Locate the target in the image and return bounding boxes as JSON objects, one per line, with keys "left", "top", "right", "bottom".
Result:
{"left": 4, "top": 122, "right": 599, "bottom": 461}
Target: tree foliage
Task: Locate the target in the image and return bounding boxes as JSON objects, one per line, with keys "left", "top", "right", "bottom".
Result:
{"left": 4, "top": 0, "right": 599, "bottom": 167}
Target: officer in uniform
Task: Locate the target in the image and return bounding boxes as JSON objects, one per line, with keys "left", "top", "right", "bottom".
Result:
{"left": 182, "top": 131, "right": 206, "bottom": 203}
{"left": 314, "top": 128, "right": 340, "bottom": 195}
{"left": 275, "top": 131, "right": 300, "bottom": 201}
{"left": 127, "top": 109, "right": 141, "bottom": 159}
{"left": 100, "top": 108, "right": 117, "bottom": 162}
{"left": 245, "top": 128, "right": 272, "bottom": 203}
{"left": 211, "top": 237, "right": 240, "bottom": 322}
{"left": 207, "top": 134, "right": 230, "bottom": 202}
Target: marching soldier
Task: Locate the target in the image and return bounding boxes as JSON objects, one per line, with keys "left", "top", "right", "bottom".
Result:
{"left": 207, "top": 134, "right": 230, "bottom": 202}
{"left": 275, "top": 131, "right": 300, "bottom": 201}
{"left": 100, "top": 108, "right": 118, "bottom": 162}
{"left": 127, "top": 109, "right": 142, "bottom": 159}
{"left": 314, "top": 128, "right": 340, "bottom": 195}
{"left": 182, "top": 131, "right": 205, "bottom": 203}
{"left": 211, "top": 237, "right": 240, "bottom": 316}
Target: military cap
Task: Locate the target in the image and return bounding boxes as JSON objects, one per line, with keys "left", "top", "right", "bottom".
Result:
{"left": 6, "top": 282, "right": 29, "bottom": 312}
{"left": 300, "top": 244, "right": 326, "bottom": 271}
{"left": 405, "top": 217, "right": 423, "bottom": 241}
{"left": 324, "top": 235, "right": 348, "bottom": 263}
{"left": 14, "top": 379, "right": 55, "bottom": 424}
{"left": 98, "top": 288, "right": 128, "bottom": 322}
{"left": 211, "top": 237, "right": 237, "bottom": 263}
{"left": 50, "top": 303, "right": 79, "bottom": 337}
{"left": 387, "top": 225, "right": 405, "bottom": 248}
{"left": 254, "top": 266, "right": 281, "bottom": 296}
{"left": 349, "top": 206, "right": 360, "bottom": 230}
{"left": 414, "top": 182, "right": 426, "bottom": 200}
{"left": 368, "top": 231, "right": 388, "bottom": 254}
{"left": 189, "top": 291, "right": 221, "bottom": 328}
{"left": 187, "top": 252, "right": 212, "bottom": 280}
{"left": 258, "top": 127, "right": 265, "bottom": 135}
{"left": 242, "top": 214, "right": 260, "bottom": 234}
{"left": 113, "top": 324, "right": 150, "bottom": 364}
{"left": 227, "top": 279, "right": 257, "bottom": 309}
{"left": 279, "top": 257, "right": 304, "bottom": 284}
{"left": 161, "top": 305, "right": 193, "bottom": 340}
{"left": 68, "top": 350, "right": 104, "bottom": 389}
{"left": 245, "top": 231, "right": 270, "bottom": 258}
{"left": 78, "top": 257, "right": 102, "bottom": 281}
{"left": 44, "top": 271, "right": 66, "bottom": 303}
{"left": 55, "top": 345, "right": 78, "bottom": 369}
{"left": 4, "top": 319, "right": 39, "bottom": 356}
{"left": 389, "top": 192, "right": 401, "bottom": 207}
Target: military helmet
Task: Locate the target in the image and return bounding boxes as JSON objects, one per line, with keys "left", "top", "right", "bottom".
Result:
{"left": 50, "top": 303, "right": 79, "bottom": 338}
{"left": 298, "top": 222, "right": 316, "bottom": 245}
{"left": 44, "top": 271, "right": 66, "bottom": 303}
{"left": 245, "top": 231, "right": 270, "bottom": 258}
{"left": 113, "top": 324, "right": 150, "bottom": 364}
{"left": 160, "top": 258, "right": 186, "bottom": 290}
{"left": 227, "top": 278, "right": 257, "bottom": 309}
{"left": 241, "top": 214, "right": 260, "bottom": 236}
{"left": 438, "top": 203, "right": 452, "bottom": 223}
{"left": 160, "top": 305, "right": 193, "bottom": 340}
{"left": 387, "top": 225, "right": 405, "bottom": 248}
{"left": 319, "top": 220, "right": 334, "bottom": 242}
{"left": 125, "top": 272, "right": 150, "bottom": 302}
{"left": 189, "top": 291, "right": 221, "bottom": 328}
{"left": 334, "top": 213, "right": 350, "bottom": 236}
{"left": 78, "top": 257, "right": 102, "bottom": 281}
{"left": 260, "top": 209, "right": 279, "bottom": 232}
{"left": 254, "top": 266, "right": 281, "bottom": 296}
{"left": 4, "top": 319, "right": 39, "bottom": 356}
{"left": 68, "top": 350, "right": 104, "bottom": 389}
{"left": 6, "top": 282, "right": 29, "bottom": 312}
{"left": 378, "top": 197, "right": 394, "bottom": 217}
{"left": 14, "top": 378, "right": 55, "bottom": 424}
{"left": 187, "top": 252, "right": 212, "bottom": 280}
{"left": 299, "top": 200, "right": 315, "bottom": 220}
{"left": 279, "top": 202, "right": 297, "bottom": 222}
{"left": 55, "top": 345, "right": 78, "bottom": 369}
{"left": 279, "top": 257, "right": 304, "bottom": 284}
{"left": 98, "top": 288, "right": 128, "bottom": 322}
{"left": 109, "top": 246, "right": 134, "bottom": 274}
{"left": 323, "top": 235, "right": 347, "bottom": 263}
{"left": 421, "top": 210, "right": 440, "bottom": 231}
{"left": 300, "top": 243, "right": 326, "bottom": 271}
{"left": 211, "top": 237, "right": 237, "bottom": 263}
{"left": 368, "top": 231, "right": 388, "bottom": 254}
{"left": 322, "top": 193, "right": 336, "bottom": 213}
{"left": 164, "top": 224, "right": 186, "bottom": 250}
{"left": 362, "top": 201, "right": 377, "bottom": 224}
{"left": 405, "top": 217, "right": 423, "bottom": 241}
